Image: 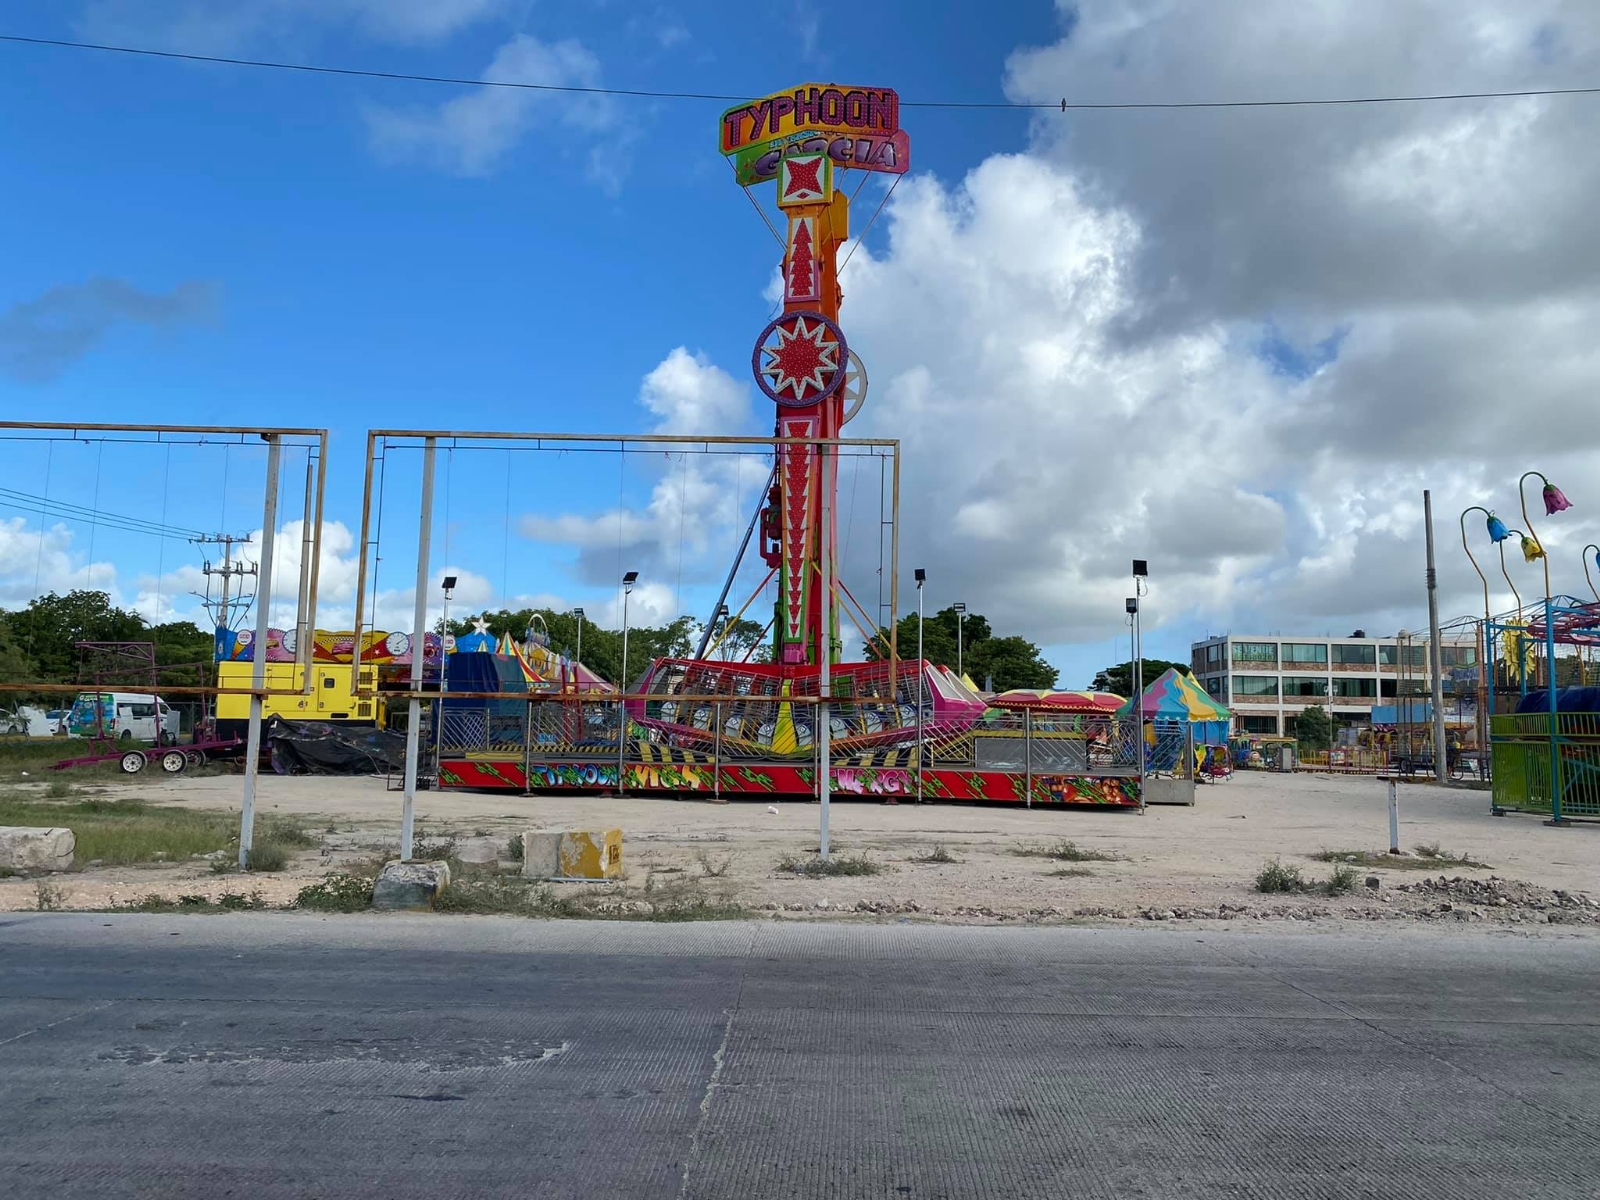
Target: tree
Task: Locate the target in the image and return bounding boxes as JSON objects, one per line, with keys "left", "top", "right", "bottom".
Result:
{"left": 862, "top": 606, "right": 1056, "bottom": 692}
{"left": 1089, "top": 659, "right": 1191, "bottom": 697}
{"left": 0, "top": 591, "right": 149, "bottom": 683}
{"left": 1289, "top": 704, "right": 1333, "bottom": 751}
{"left": 0, "top": 620, "right": 37, "bottom": 685}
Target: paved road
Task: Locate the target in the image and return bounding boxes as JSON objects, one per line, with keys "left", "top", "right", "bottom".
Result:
{"left": 2, "top": 915, "right": 1597, "bottom": 1198}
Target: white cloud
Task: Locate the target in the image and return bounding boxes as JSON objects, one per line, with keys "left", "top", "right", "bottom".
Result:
{"left": 365, "top": 34, "right": 619, "bottom": 179}
{"left": 0, "top": 518, "right": 119, "bottom": 609}
{"left": 640, "top": 347, "right": 750, "bottom": 435}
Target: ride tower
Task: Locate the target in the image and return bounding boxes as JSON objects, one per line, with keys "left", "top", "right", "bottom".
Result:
{"left": 725, "top": 83, "right": 907, "bottom": 669}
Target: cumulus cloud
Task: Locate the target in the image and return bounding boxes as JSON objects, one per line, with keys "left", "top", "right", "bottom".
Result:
{"left": 365, "top": 34, "right": 620, "bottom": 179}
{"left": 0, "top": 518, "right": 119, "bottom": 609}
{"left": 0, "top": 278, "right": 219, "bottom": 382}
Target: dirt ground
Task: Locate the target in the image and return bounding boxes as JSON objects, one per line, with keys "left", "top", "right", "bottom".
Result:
{"left": 4, "top": 770, "right": 1597, "bottom": 928}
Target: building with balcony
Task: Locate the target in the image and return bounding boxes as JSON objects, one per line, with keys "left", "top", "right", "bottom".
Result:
{"left": 1189, "top": 633, "right": 1480, "bottom": 736}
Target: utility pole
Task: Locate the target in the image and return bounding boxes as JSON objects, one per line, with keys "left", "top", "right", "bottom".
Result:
{"left": 192, "top": 533, "right": 257, "bottom": 630}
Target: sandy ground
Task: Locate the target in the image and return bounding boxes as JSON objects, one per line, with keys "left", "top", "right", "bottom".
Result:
{"left": 4, "top": 770, "right": 1597, "bottom": 927}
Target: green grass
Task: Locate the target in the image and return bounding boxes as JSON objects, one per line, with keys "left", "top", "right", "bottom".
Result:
{"left": 0, "top": 791, "right": 234, "bottom": 866}
{"left": 121, "top": 890, "right": 269, "bottom": 913}
{"left": 1010, "top": 839, "right": 1120, "bottom": 863}
{"left": 776, "top": 851, "right": 882, "bottom": 877}
{"left": 1314, "top": 848, "right": 1491, "bottom": 871}
{"left": 1257, "top": 857, "right": 1361, "bottom": 897}
{"left": 294, "top": 872, "right": 377, "bottom": 913}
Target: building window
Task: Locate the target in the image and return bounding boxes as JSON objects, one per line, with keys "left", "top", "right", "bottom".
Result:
{"left": 1233, "top": 675, "right": 1279, "bottom": 697}
{"left": 1333, "top": 678, "right": 1376, "bottom": 698}
{"left": 1441, "top": 646, "right": 1479, "bottom": 667}
{"left": 1239, "top": 715, "right": 1278, "bottom": 734}
{"left": 1232, "top": 641, "right": 1277, "bottom": 665}
{"left": 1332, "top": 644, "right": 1375, "bottom": 666}
{"left": 1282, "top": 675, "right": 1328, "bottom": 697}
{"left": 1204, "top": 676, "right": 1223, "bottom": 697}
{"left": 1282, "top": 642, "right": 1328, "bottom": 665}
{"left": 1382, "top": 644, "right": 1428, "bottom": 667}
{"left": 1380, "top": 679, "right": 1397, "bottom": 698}
{"left": 1205, "top": 643, "right": 1221, "bottom": 663}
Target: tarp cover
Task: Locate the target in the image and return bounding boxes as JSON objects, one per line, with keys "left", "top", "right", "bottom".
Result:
{"left": 1514, "top": 687, "right": 1600, "bottom": 714}
{"left": 266, "top": 716, "right": 408, "bottom": 775}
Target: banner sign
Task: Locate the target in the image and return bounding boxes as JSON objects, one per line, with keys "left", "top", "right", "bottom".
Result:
{"left": 733, "top": 127, "right": 909, "bottom": 184}
{"left": 721, "top": 83, "right": 901, "bottom": 154}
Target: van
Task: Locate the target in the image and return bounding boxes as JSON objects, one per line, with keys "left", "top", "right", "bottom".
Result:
{"left": 67, "top": 692, "right": 181, "bottom": 744}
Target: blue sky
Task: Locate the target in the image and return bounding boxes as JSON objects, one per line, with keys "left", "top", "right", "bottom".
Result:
{"left": 6, "top": 1, "right": 1598, "bottom": 691}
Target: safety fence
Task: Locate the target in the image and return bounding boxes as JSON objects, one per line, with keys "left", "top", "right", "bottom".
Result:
{"left": 1491, "top": 712, "right": 1600, "bottom": 821}
{"left": 434, "top": 695, "right": 1172, "bottom": 780}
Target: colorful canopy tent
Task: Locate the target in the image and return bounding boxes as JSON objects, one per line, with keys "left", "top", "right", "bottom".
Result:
{"left": 1118, "top": 668, "right": 1231, "bottom": 745}
{"left": 990, "top": 689, "right": 1124, "bottom": 715}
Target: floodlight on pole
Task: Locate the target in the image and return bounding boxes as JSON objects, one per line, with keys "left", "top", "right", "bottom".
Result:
{"left": 915, "top": 568, "right": 925, "bottom": 801}
{"left": 619, "top": 572, "right": 638, "bottom": 792}
{"left": 573, "top": 607, "right": 585, "bottom": 675}
{"left": 952, "top": 601, "right": 966, "bottom": 682}
{"left": 435, "top": 574, "right": 458, "bottom": 785}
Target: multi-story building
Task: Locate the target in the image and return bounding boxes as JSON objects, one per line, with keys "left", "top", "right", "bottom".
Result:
{"left": 1189, "top": 633, "right": 1480, "bottom": 736}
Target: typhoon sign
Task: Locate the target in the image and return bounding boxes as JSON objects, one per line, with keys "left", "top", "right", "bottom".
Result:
{"left": 721, "top": 83, "right": 910, "bottom": 182}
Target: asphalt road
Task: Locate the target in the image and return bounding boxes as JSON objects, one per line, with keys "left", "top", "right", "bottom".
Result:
{"left": 2, "top": 915, "right": 1597, "bottom": 1199}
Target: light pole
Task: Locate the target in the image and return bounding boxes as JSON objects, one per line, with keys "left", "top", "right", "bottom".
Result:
{"left": 952, "top": 601, "right": 966, "bottom": 681}
{"left": 572, "top": 607, "right": 584, "bottom": 686}
{"left": 915, "top": 567, "right": 926, "bottom": 801}
{"left": 1461, "top": 506, "right": 1510, "bottom": 761}
{"left": 1518, "top": 470, "right": 1572, "bottom": 686}
{"left": 434, "top": 574, "right": 456, "bottom": 783}
{"left": 618, "top": 571, "right": 637, "bottom": 790}
{"left": 1132, "top": 559, "right": 1148, "bottom": 808}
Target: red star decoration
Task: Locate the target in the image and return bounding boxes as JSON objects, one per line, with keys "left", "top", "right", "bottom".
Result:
{"left": 761, "top": 316, "right": 840, "bottom": 402}
{"left": 783, "top": 156, "right": 824, "bottom": 199}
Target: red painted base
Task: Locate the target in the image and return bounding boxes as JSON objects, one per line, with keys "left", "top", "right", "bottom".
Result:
{"left": 438, "top": 758, "right": 1140, "bottom": 806}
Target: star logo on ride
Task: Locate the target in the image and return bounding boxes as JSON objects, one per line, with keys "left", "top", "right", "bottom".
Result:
{"left": 761, "top": 315, "right": 839, "bottom": 403}
{"left": 783, "top": 156, "right": 823, "bottom": 200}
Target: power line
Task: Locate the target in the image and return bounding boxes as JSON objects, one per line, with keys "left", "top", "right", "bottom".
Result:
{"left": 4, "top": 32, "right": 1599, "bottom": 111}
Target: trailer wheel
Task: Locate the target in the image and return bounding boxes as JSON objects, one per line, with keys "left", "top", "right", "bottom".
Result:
{"left": 160, "top": 750, "right": 187, "bottom": 774}
{"left": 120, "top": 751, "right": 146, "bottom": 774}
{"left": 184, "top": 749, "right": 206, "bottom": 768}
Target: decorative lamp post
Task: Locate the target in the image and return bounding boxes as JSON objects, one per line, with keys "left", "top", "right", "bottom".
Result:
{"left": 1519, "top": 471, "right": 1572, "bottom": 685}
{"left": 1583, "top": 545, "right": 1600, "bottom": 603}
{"left": 434, "top": 574, "right": 457, "bottom": 778}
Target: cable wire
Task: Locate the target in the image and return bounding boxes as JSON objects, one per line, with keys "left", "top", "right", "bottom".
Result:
{"left": 5, "top": 33, "right": 1597, "bottom": 111}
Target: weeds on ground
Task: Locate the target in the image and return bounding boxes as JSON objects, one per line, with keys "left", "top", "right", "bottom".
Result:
{"left": 0, "top": 792, "right": 233, "bottom": 866}
{"left": 294, "top": 872, "right": 377, "bottom": 913}
{"left": 694, "top": 848, "right": 733, "bottom": 878}
{"left": 911, "top": 843, "right": 960, "bottom": 864}
{"left": 245, "top": 842, "right": 291, "bottom": 873}
{"left": 1314, "top": 848, "right": 1491, "bottom": 871}
{"left": 261, "top": 820, "right": 316, "bottom": 848}
{"left": 123, "top": 890, "right": 267, "bottom": 913}
{"left": 44, "top": 778, "right": 73, "bottom": 800}
{"left": 776, "top": 851, "right": 882, "bottom": 877}
{"left": 506, "top": 834, "right": 524, "bottom": 862}
{"left": 1257, "top": 858, "right": 1361, "bottom": 897}
{"left": 35, "top": 879, "right": 64, "bottom": 911}
{"left": 1011, "top": 839, "right": 1120, "bottom": 863}
{"left": 411, "top": 824, "right": 457, "bottom": 862}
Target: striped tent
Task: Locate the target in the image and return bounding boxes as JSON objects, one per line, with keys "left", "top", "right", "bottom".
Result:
{"left": 1117, "top": 667, "right": 1231, "bottom": 744}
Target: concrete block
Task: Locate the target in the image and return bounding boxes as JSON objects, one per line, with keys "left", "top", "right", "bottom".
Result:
{"left": 521, "top": 829, "right": 622, "bottom": 880}
{"left": 1143, "top": 776, "right": 1196, "bottom": 806}
{"left": 0, "top": 826, "right": 75, "bottom": 872}
{"left": 521, "top": 831, "right": 561, "bottom": 880}
{"left": 452, "top": 837, "right": 501, "bottom": 865}
{"left": 371, "top": 860, "right": 450, "bottom": 911}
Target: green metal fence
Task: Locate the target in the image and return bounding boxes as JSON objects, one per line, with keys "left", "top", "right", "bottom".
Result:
{"left": 1490, "top": 712, "right": 1600, "bottom": 820}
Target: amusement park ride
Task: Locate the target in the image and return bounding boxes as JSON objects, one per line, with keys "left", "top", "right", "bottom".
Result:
{"left": 435, "top": 83, "right": 1142, "bottom": 806}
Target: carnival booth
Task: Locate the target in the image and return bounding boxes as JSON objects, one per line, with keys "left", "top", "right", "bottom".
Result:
{"left": 1118, "top": 668, "right": 1232, "bottom": 773}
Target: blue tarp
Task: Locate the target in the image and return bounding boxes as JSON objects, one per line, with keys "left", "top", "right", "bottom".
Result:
{"left": 1514, "top": 687, "right": 1600, "bottom": 714}
{"left": 443, "top": 652, "right": 528, "bottom": 717}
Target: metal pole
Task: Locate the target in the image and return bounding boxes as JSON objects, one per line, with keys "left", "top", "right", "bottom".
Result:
{"left": 400, "top": 438, "right": 436, "bottom": 862}
{"left": 350, "top": 431, "right": 377, "bottom": 697}
{"left": 1135, "top": 603, "right": 1145, "bottom": 800}
{"left": 304, "top": 434, "right": 328, "bottom": 692}
{"left": 1546, "top": 596, "right": 1564, "bottom": 825}
{"left": 1388, "top": 779, "right": 1399, "bottom": 854}
{"left": 818, "top": 443, "right": 831, "bottom": 861}
{"left": 957, "top": 609, "right": 963, "bottom": 681}
{"left": 295, "top": 455, "right": 315, "bottom": 693}
{"left": 1423, "top": 491, "right": 1448, "bottom": 785}
{"left": 916, "top": 582, "right": 924, "bottom": 801}
{"left": 575, "top": 613, "right": 583, "bottom": 676}
{"left": 239, "top": 435, "right": 282, "bottom": 870}
{"left": 619, "top": 587, "right": 631, "bottom": 795}
{"left": 434, "top": 586, "right": 449, "bottom": 783}
{"left": 1023, "top": 708, "right": 1032, "bottom": 809}
{"left": 888, "top": 447, "right": 900, "bottom": 697}
{"left": 713, "top": 700, "right": 723, "bottom": 802}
